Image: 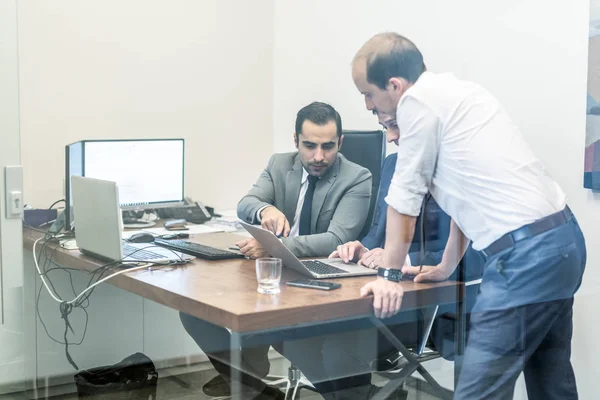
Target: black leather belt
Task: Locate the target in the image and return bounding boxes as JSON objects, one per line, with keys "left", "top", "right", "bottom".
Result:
{"left": 482, "top": 206, "right": 572, "bottom": 258}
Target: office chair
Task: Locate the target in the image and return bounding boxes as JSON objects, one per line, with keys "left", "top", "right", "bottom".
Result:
{"left": 268, "top": 309, "right": 442, "bottom": 400}
{"left": 264, "top": 310, "right": 442, "bottom": 400}
{"left": 339, "top": 130, "right": 385, "bottom": 240}
{"left": 372, "top": 306, "right": 441, "bottom": 375}
{"left": 372, "top": 280, "right": 483, "bottom": 399}
{"left": 263, "top": 364, "right": 316, "bottom": 400}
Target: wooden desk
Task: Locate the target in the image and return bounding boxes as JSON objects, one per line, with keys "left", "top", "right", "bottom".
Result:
{"left": 24, "top": 228, "right": 462, "bottom": 333}
{"left": 25, "top": 227, "right": 464, "bottom": 399}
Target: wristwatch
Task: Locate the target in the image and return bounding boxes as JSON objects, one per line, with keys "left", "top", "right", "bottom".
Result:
{"left": 377, "top": 267, "right": 403, "bottom": 282}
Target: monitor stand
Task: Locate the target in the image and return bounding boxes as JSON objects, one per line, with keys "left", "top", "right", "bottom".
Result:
{"left": 122, "top": 218, "right": 156, "bottom": 229}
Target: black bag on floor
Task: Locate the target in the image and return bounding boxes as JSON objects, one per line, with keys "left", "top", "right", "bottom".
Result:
{"left": 74, "top": 352, "right": 158, "bottom": 399}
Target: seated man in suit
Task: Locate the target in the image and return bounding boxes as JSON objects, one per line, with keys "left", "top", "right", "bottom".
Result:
{"left": 235, "top": 102, "right": 373, "bottom": 259}
{"left": 180, "top": 101, "right": 373, "bottom": 400}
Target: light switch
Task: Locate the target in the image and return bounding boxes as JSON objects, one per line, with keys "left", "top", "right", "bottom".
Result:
{"left": 4, "top": 166, "right": 23, "bottom": 219}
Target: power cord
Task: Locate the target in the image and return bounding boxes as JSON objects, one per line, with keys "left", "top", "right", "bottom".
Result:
{"left": 36, "top": 264, "right": 90, "bottom": 347}
{"left": 34, "top": 238, "right": 188, "bottom": 305}
{"left": 34, "top": 237, "right": 155, "bottom": 304}
{"left": 34, "top": 232, "right": 87, "bottom": 369}
{"left": 48, "top": 199, "right": 66, "bottom": 210}
{"left": 33, "top": 231, "right": 190, "bottom": 370}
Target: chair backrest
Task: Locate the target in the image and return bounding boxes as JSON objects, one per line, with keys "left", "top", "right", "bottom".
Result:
{"left": 339, "top": 130, "right": 385, "bottom": 240}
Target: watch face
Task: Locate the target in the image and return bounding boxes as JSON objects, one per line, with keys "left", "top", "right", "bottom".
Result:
{"left": 378, "top": 268, "right": 402, "bottom": 282}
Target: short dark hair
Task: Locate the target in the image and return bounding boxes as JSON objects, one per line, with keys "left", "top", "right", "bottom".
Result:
{"left": 359, "top": 33, "right": 426, "bottom": 89}
{"left": 295, "top": 102, "right": 342, "bottom": 138}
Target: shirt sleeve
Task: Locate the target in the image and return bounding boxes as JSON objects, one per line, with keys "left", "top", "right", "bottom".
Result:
{"left": 385, "top": 96, "right": 441, "bottom": 217}
{"left": 256, "top": 205, "right": 270, "bottom": 222}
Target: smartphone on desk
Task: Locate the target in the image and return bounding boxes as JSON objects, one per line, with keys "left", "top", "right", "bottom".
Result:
{"left": 286, "top": 279, "right": 341, "bottom": 291}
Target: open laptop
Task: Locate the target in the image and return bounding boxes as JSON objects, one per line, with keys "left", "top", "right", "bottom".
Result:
{"left": 71, "top": 176, "right": 194, "bottom": 264}
{"left": 240, "top": 222, "right": 377, "bottom": 279}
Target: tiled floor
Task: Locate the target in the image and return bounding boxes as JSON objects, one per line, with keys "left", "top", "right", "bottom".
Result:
{"left": 0, "top": 358, "right": 447, "bottom": 400}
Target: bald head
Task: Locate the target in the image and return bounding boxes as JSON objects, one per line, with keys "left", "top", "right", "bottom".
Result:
{"left": 353, "top": 32, "right": 425, "bottom": 89}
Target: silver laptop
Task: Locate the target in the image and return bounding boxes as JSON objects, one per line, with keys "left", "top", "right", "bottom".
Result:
{"left": 71, "top": 176, "right": 194, "bottom": 264}
{"left": 240, "top": 222, "right": 377, "bottom": 279}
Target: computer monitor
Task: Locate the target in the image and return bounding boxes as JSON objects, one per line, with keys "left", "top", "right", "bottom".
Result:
{"left": 65, "top": 141, "right": 84, "bottom": 231}
{"left": 65, "top": 139, "right": 185, "bottom": 231}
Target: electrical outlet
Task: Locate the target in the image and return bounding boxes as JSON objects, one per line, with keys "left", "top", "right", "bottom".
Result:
{"left": 4, "top": 166, "right": 23, "bottom": 219}
{"left": 8, "top": 191, "right": 22, "bottom": 217}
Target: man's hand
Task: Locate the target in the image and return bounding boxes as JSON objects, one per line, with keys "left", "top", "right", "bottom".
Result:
{"left": 401, "top": 264, "right": 451, "bottom": 283}
{"left": 328, "top": 241, "right": 366, "bottom": 263}
{"left": 360, "top": 278, "right": 404, "bottom": 319}
{"left": 260, "top": 206, "right": 291, "bottom": 237}
{"left": 358, "top": 248, "right": 385, "bottom": 269}
{"left": 236, "top": 238, "right": 269, "bottom": 259}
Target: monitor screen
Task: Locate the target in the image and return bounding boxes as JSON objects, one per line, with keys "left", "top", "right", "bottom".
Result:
{"left": 65, "top": 139, "right": 185, "bottom": 229}
{"left": 83, "top": 139, "right": 184, "bottom": 208}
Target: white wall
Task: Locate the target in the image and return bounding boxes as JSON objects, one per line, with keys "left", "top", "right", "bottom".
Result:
{"left": 18, "top": 0, "right": 274, "bottom": 210}
{"left": 274, "top": 0, "right": 598, "bottom": 398}
{"left": 0, "top": 0, "right": 25, "bottom": 392}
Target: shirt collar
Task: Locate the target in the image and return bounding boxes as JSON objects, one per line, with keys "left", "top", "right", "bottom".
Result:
{"left": 301, "top": 168, "right": 309, "bottom": 185}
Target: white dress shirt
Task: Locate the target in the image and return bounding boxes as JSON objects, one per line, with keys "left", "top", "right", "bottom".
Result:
{"left": 257, "top": 168, "right": 310, "bottom": 238}
{"left": 385, "top": 72, "right": 566, "bottom": 250}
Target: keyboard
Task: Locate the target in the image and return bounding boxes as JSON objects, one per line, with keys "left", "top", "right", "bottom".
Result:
{"left": 154, "top": 239, "right": 244, "bottom": 260}
{"left": 301, "top": 260, "right": 347, "bottom": 276}
{"left": 122, "top": 244, "right": 167, "bottom": 261}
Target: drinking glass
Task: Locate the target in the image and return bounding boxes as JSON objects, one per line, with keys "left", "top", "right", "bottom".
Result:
{"left": 255, "top": 258, "right": 282, "bottom": 294}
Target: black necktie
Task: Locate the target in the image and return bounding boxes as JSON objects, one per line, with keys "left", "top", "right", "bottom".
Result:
{"left": 299, "top": 175, "right": 319, "bottom": 235}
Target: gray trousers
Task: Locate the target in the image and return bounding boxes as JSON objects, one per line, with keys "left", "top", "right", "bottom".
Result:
{"left": 180, "top": 312, "right": 378, "bottom": 399}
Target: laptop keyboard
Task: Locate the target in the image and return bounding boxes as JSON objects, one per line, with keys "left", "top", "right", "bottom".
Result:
{"left": 123, "top": 243, "right": 166, "bottom": 261}
{"left": 301, "top": 260, "right": 347, "bottom": 276}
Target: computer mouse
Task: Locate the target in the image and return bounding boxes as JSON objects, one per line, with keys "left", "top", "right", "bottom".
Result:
{"left": 128, "top": 232, "right": 156, "bottom": 243}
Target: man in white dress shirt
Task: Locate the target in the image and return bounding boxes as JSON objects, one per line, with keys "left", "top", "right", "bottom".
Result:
{"left": 351, "top": 32, "right": 586, "bottom": 399}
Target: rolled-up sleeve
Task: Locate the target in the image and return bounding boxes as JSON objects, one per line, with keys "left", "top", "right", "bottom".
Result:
{"left": 385, "top": 96, "right": 440, "bottom": 217}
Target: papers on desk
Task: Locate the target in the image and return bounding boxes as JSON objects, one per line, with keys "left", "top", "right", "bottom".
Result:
{"left": 204, "top": 222, "right": 239, "bottom": 233}
{"left": 212, "top": 216, "right": 242, "bottom": 230}
{"left": 61, "top": 223, "right": 237, "bottom": 251}
{"left": 212, "top": 209, "right": 244, "bottom": 230}
{"left": 119, "top": 209, "right": 243, "bottom": 240}
{"left": 60, "top": 238, "right": 78, "bottom": 250}
{"left": 121, "top": 222, "right": 236, "bottom": 239}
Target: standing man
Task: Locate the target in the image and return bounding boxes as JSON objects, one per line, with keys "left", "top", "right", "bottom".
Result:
{"left": 352, "top": 32, "right": 586, "bottom": 399}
